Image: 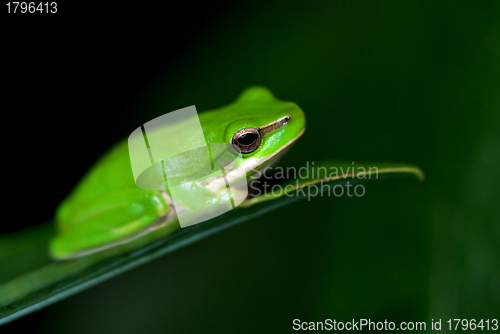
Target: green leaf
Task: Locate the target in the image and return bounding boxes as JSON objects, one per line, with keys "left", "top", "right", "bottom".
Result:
{"left": 0, "top": 160, "right": 423, "bottom": 325}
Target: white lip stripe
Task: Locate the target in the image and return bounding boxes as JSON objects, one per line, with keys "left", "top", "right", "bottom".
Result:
{"left": 205, "top": 128, "right": 305, "bottom": 193}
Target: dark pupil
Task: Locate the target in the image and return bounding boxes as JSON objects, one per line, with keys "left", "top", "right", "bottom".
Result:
{"left": 238, "top": 133, "right": 258, "bottom": 146}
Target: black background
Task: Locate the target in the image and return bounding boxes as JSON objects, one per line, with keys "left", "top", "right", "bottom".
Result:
{"left": 2, "top": 2, "right": 231, "bottom": 233}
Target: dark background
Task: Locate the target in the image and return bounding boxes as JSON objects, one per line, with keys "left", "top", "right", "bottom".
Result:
{"left": 2, "top": 1, "right": 499, "bottom": 332}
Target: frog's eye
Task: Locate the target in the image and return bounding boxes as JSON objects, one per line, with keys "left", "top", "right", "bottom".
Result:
{"left": 231, "top": 127, "right": 261, "bottom": 154}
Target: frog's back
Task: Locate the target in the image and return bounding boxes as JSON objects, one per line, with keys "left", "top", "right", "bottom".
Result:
{"left": 55, "top": 140, "right": 139, "bottom": 228}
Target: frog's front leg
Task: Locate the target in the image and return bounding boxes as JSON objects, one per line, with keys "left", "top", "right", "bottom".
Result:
{"left": 49, "top": 189, "right": 177, "bottom": 260}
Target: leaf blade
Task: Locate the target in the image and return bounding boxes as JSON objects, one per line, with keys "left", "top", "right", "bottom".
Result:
{"left": 0, "top": 160, "right": 423, "bottom": 325}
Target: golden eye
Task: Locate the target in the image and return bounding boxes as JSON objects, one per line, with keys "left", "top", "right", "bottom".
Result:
{"left": 231, "top": 127, "right": 261, "bottom": 154}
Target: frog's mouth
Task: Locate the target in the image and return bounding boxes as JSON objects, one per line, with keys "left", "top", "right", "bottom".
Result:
{"left": 204, "top": 128, "right": 305, "bottom": 193}
{"left": 249, "top": 128, "right": 305, "bottom": 172}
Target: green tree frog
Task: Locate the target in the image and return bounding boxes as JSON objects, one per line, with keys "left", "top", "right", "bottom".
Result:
{"left": 50, "top": 87, "right": 306, "bottom": 260}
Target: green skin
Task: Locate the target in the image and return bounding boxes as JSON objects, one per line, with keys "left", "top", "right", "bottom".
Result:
{"left": 50, "top": 87, "right": 306, "bottom": 260}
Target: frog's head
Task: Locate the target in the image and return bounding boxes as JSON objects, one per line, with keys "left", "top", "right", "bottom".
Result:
{"left": 203, "top": 86, "right": 306, "bottom": 172}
